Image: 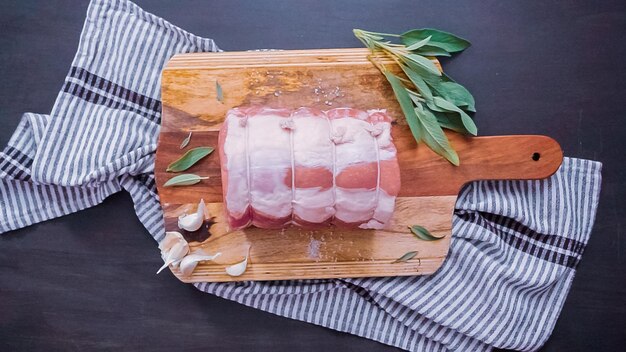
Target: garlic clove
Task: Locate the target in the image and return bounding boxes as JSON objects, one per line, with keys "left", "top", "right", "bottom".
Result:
{"left": 156, "top": 240, "right": 190, "bottom": 274}
{"left": 171, "top": 259, "right": 182, "bottom": 268}
{"left": 358, "top": 219, "right": 385, "bottom": 230}
{"left": 158, "top": 231, "right": 185, "bottom": 252}
{"left": 178, "top": 199, "right": 206, "bottom": 232}
{"left": 170, "top": 240, "right": 190, "bottom": 261}
{"left": 225, "top": 247, "right": 251, "bottom": 277}
{"left": 179, "top": 250, "right": 222, "bottom": 277}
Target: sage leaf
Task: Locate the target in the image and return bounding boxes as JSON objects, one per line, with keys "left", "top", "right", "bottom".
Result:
{"left": 405, "top": 54, "right": 441, "bottom": 76}
{"left": 426, "top": 100, "right": 447, "bottom": 112}
{"left": 436, "top": 82, "right": 476, "bottom": 112}
{"left": 409, "top": 225, "right": 445, "bottom": 241}
{"left": 413, "top": 45, "right": 451, "bottom": 57}
{"left": 405, "top": 60, "right": 445, "bottom": 88}
{"left": 400, "top": 63, "right": 433, "bottom": 102}
{"left": 431, "top": 73, "right": 476, "bottom": 112}
{"left": 180, "top": 131, "right": 192, "bottom": 149}
{"left": 166, "top": 146, "right": 214, "bottom": 172}
{"left": 401, "top": 28, "right": 471, "bottom": 53}
{"left": 415, "top": 104, "right": 460, "bottom": 165}
{"left": 441, "top": 72, "right": 456, "bottom": 83}
{"left": 363, "top": 32, "right": 384, "bottom": 41}
{"left": 384, "top": 72, "right": 423, "bottom": 141}
{"left": 408, "top": 93, "right": 422, "bottom": 107}
{"left": 433, "top": 111, "right": 472, "bottom": 134}
{"left": 163, "top": 174, "right": 209, "bottom": 187}
{"left": 216, "top": 80, "right": 223, "bottom": 103}
{"left": 432, "top": 97, "right": 477, "bottom": 135}
{"left": 405, "top": 35, "right": 431, "bottom": 50}
{"left": 392, "top": 251, "right": 418, "bottom": 263}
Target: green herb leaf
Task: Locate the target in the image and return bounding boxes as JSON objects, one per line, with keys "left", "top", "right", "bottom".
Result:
{"left": 368, "top": 34, "right": 385, "bottom": 40}
{"left": 432, "top": 97, "right": 477, "bottom": 135}
{"left": 392, "top": 251, "right": 418, "bottom": 263}
{"left": 384, "top": 72, "right": 423, "bottom": 141}
{"left": 415, "top": 104, "right": 460, "bottom": 165}
{"left": 404, "top": 60, "right": 447, "bottom": 91}
{"left": 401, "top": 28, "right": 471, "bottom": 53}
{"left": 410, "top": 68, "right": 476, "bottom": 114}
{"left": 405, "top": 35, "right": 431, "bottom": 50}
{"left": 409, "top": 225, "right": 446, "bottom": 241}
{"left": 431, "top": 73, "right": 476, "bottom": 112}
{"left": 180, "top": 131, "right": 192, "bottom": 149}
{"left": 216, "top": 81, "right": 223, "bottom": 103}
{"left": 400, "top": 63, "right": 433, "bottom": 102}
{"left": 405, "top": 54, "right": 441, "bottom": 76}
{"left": 166, "top": 147, "right": 214, "bottom": 172}
{"left": 163, "top": 174, "right": 209, "bottom": 187}
{"left": 432, "top": 111, "right": 472, "bottom": 134}
{"left": 413, "top": 45, "right": 451, "bottom": 57}
{"left": 436, "top": 82, "right": 476, "bottom": 112}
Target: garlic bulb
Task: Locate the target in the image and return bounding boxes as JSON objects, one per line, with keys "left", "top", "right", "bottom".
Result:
{"left": 157, "top": 231, "right": 189, "bottom": 274}
{"left": 179, "top": 250, "right": 222, "bottom": 277}
{"left": 178, "top": 199, "right": 206, "bottom": 232}
{"left": 225, "top": 247, "right": 251, "bottom": 277}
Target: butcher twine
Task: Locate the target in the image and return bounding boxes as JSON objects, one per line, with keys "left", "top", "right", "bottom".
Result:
{"left": 324, "top": 114, "right": 338, "bottom": 221}
{"left": 369, "top": 116, "right": 383, "bottom": 225}
{"left": 0, "top": 1, "right": 603, "bottom": 351}
{"left": 243, "top": 115, "right": 252, "bottom": 224}
{"left": 278, "top": 116, "right": 298, "bottom": 224}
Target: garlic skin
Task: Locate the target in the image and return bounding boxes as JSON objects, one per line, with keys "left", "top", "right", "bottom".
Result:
{"left": 157, "top": 230, "right": 222, "bottom": 277}
{"left": 159, "top": 231, "right": 185, "bottom": 253}
{"left": 225, "top": 247, "right": 251, "bottom": 277}
{"left": 179, "top": 250, "right": 222, "bottom": 277}
{"left": 178, "top": 199, "right": 206, "bottom": 232}
{"left": 157, "top": 231, "right": 190, "bottom": 274}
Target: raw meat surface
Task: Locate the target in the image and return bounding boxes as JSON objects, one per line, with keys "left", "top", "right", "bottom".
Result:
{"left": 219, "top": 106, "right": 400, "bottom": 230}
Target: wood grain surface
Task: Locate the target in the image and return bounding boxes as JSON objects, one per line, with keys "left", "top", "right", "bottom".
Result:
{"left": 157, "top": 48, "right": 563, "bottom": 282}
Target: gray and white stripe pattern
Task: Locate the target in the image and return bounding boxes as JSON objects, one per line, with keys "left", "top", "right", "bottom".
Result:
{"left": 0, "top": 1, "right": 603, "bottom": 351}
{"left": 0, "top": 0, "right": 218, "bottom": 237}
{"left": 195, "top": 157, "right": 601, "bottom": 351}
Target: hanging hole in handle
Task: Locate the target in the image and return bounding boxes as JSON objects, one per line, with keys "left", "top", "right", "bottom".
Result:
{"left": 532, "top": 152, "right": 541, "bottom": 161}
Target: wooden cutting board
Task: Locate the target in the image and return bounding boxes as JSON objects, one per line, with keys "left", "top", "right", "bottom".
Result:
{"left": 156, "top": 48, "right": 563, "bottom": 283}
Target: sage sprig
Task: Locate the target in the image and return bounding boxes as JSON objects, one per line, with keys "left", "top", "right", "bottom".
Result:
{"left": 409, "top": 225, "right": 445, "bottom": 241}
{"left": 163, "top": 174, "right": 209, "bottom": 187}
{"left": 166, "top": 147, "right": 214, "bottom": 172}
{"left": 354, "top": 28, "right": 477, "bottom": 165}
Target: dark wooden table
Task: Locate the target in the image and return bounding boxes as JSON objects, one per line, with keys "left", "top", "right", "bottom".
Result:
{"left": 1, "top": 1, "right": 624, "bottom": 350}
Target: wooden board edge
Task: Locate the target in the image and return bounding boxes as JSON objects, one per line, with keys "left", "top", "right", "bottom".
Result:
{"left": 170, "top": 255, "right": 449, "bottom": 283}
{"left": 162, "top": 48, "right": 441, "bottom": 71}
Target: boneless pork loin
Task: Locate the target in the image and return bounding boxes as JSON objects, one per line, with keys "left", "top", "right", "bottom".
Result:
{"left": 219, "top": 106, "right": 400, "bottom": 230}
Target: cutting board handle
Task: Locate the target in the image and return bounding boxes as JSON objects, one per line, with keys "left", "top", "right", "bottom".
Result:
{"left": 397, "top": 134, "right": 563, "bottom": 197}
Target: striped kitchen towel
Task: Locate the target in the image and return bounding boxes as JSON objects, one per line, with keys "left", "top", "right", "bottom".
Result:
{"left": 0, "top": 1, "right": 603, "bottom": 351}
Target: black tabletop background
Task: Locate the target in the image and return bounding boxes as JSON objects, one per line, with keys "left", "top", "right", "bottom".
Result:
{"left": 1, "top": 1, "right": 625, "bottom": 351}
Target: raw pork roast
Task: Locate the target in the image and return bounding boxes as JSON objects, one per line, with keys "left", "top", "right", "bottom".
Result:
{"left": 218, "top": 106, "right": 400, "bottom": 230}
